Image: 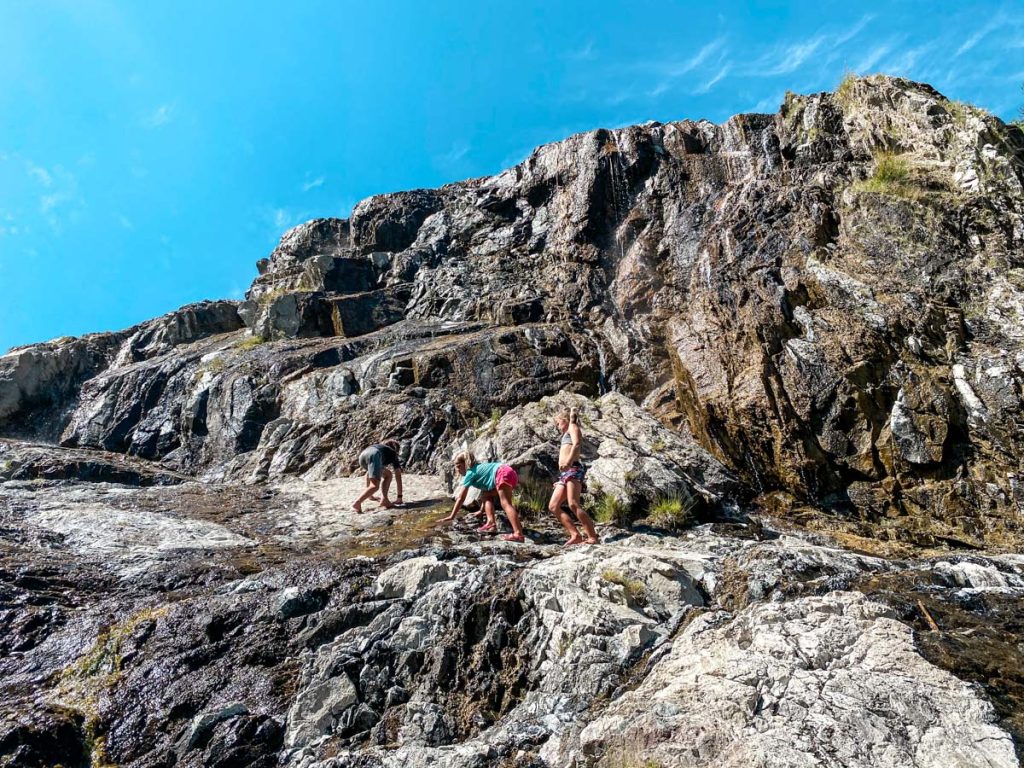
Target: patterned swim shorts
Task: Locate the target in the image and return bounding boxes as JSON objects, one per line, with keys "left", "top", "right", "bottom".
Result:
{"left": 555, "top": 463, "right": 586, "bottom": 488}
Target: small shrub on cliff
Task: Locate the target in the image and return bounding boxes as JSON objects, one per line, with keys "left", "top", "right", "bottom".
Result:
{"left": 873, "top": 153, "right": 911, "bottom": 184}
{"left": 485, "top": 407, "right": 502, "bottom": 435}
{"left": 591, "top": 493, "right": 631, "bottom": 526}
{"left": 835, "top": 72, "right": 857, "bottom": 108}
{"left": 855, "top": 153, "right": 919, "bottom": 199}
{"left": 648, "top": 493, "right": 696, "bottom": 531}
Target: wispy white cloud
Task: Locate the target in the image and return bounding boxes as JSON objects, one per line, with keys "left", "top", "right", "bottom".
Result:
{"left": 835, "top": 14, "right": 874, "bottom": 45}
{"left": 629, "top": 37, "right": 726, "bottom": 78}
{"left": 956, "top": 19, "right": 1000, "bottom": 56}
{"left": 143, "top": 103, "right": 175, "bottom": 128}
{"left": 669, "top": 36, "right": 727, "bottom": 77}
{"left": 566, "top": 40, "right": 596, "bottom": 61}
{"left": 0, "top": 210, "right": 20, "bottom": 238}
{"left": 694, "top": 64, "right": 731, "bottom": 94}
{"left": 33, "top": 164, "right": 82, "bottom": 232}
{"left": 301, "top": 176, "right": 326, "bottom": 192}
{"left": 752, "top": 15, "right": 872, "bottom": 77}
{"left": 753, "top": 92, "right": 783, "bottom": 112}
{"left": 26, "top": 162, "right": 52, "bottom": 187}
{"left": 883, "top": 45, "right": 928, "bottom": 74}
{"left": 266, "top": 207, "right": 310, "bottom": 235}
{"left": 438, "top": 142, "right": 471, "bottom": 166}
{"left": 755, "top": 36, "right": 826, "bottom": 77}
{"left": 40, "top": 193, "right": 67, "bottom": 213}
{"left": 854, "top": 44, "right": 892, "bottom": 73}
{"left": 118, "top": 214, "right": 133, "bottom": 229}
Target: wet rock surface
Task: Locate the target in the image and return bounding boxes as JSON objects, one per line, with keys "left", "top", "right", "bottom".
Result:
{"left": 2, "top": 74, "right": 1024, "bottom": 766}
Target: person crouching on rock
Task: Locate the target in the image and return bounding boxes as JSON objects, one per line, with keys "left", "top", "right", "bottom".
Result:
{"left": 443, "top": 450, "right": 526, "bottom": 543}
{"left": 549, "top": 407, "right": 599, "bottom": 546}
{"left": 352, "top": 439, "right": 404, "bottom": 513}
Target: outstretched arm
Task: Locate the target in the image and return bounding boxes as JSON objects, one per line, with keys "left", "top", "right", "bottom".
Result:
{"left": 442, "top": 485, "right": 469, "bottom": 521}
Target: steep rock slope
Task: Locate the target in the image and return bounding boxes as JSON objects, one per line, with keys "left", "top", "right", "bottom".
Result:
{"left": 3, "top": 75, "right": 1021, "bottom": 547}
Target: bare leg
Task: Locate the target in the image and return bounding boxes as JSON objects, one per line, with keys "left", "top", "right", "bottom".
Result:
{"left": 365, "top": 474, "right": 379, "bottom": 500}
{"left": 567, "top": 481, "right": 599, "bottom": 543}
{"left": 353, "top": 476, "right": 382, "bottom": 512}
{"left": 548, "top": 483, "right": 582, "bottom": 544}
{"left": 497, "top": 486, "right": 524, "bottom": 538}
{"left": 380, "top": 469, "right": 394, "bottom": 508}
{"left": 475, "top": 492, "right": 497, "bottom": 531}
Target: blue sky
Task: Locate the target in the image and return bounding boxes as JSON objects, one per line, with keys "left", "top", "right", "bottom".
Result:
{"left": 2, "top": 1, "right": 1022, "bottom": 352}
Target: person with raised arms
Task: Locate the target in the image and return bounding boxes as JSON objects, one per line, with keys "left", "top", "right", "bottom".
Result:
{"left": 548, "top": 407, "right": 599, "bottom": 545}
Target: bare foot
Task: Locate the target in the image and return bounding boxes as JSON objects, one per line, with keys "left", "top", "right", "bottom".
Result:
{"left": 563, "top": 536, "right": 585, "bottom": 547}
{"left": 502, "top": 533, "right": 525, "bottom": 543}
{"left": 352, "top": 503, "right": 363, "bottom": 513}
{"left": 380, "top": 501, "right": 395, "bottom": 509}
{"left": 583, "top": 537, "right": 600, "bottom": 545}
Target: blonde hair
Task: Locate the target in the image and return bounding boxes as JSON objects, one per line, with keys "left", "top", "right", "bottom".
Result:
{"left": 453, "top": 450, "right": 476, "bottom": 470}
{"left": 555, "top": 407, "right": 579, "bottom": 425}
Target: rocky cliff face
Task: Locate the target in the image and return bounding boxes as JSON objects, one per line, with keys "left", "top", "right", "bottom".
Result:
{"left": 4, "top": 75, "right": 1022, "bottom": 545}
{"left": 2, "top": 75, "right": 1024, "bottom": 767}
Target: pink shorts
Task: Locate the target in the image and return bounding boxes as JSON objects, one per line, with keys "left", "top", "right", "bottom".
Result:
{"left": 495, "top": 465, "right": 519, "bottom": 490}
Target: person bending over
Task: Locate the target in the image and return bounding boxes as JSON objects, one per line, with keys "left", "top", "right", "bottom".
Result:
{"left": 443, "top": 450, "right": 526, "bottom": 543}
{"left": 352, "top": 439, "right": 403, "bottom": 513}
{"left": 548, "top": 407, "right": 599, "bottom": 545}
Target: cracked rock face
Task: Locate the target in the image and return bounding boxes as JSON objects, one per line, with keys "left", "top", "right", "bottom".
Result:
{"left": 3, "top": 76, "right": 1022, "bottom": 546}
{"left": 577, "top": 592, "right": 1015, "bottom": 768}
{"left": 2, "top": 471, "right": 1023, "bottom": 767}
{"left": 2, "top": 74, "right": 1024, "bottom": 767}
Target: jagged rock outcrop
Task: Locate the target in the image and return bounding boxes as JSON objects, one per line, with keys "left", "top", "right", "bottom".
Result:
{"left": 4, "top": 75, "right": 1022, "bottom": 547}
{"left": 2, "top": 74, "right": 1024, "bottom": 767}
{"left": 0, "top": 301, "right": 243, "bottom": 442}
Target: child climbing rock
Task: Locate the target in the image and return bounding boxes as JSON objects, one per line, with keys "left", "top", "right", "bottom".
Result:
{"left": 443, "top": 450, "right": 526, "bottom": 542}
{"left": 548, "top": 407, "right": 599, "bottom": 545}
{"left": 352, "top": 439, "right": 404, "bottom": 512}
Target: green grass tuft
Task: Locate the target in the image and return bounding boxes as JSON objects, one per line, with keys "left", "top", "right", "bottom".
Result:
{"left": 648, "top": 493, "right": 697, "bottom": 531}
{"left": 853, "top": 152, "right": 920, "bottom": 199}
{"left": 591, "top": 493, "right": 632, "bottom": 525}
{"left": 235, "top": 334, "right": 267, "bottom": 351}
{"left": 514, "top": 475, "right": 552, "bottom": 517}
{"left": 835, "top": 72, "right": 857, "bottom": 107}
